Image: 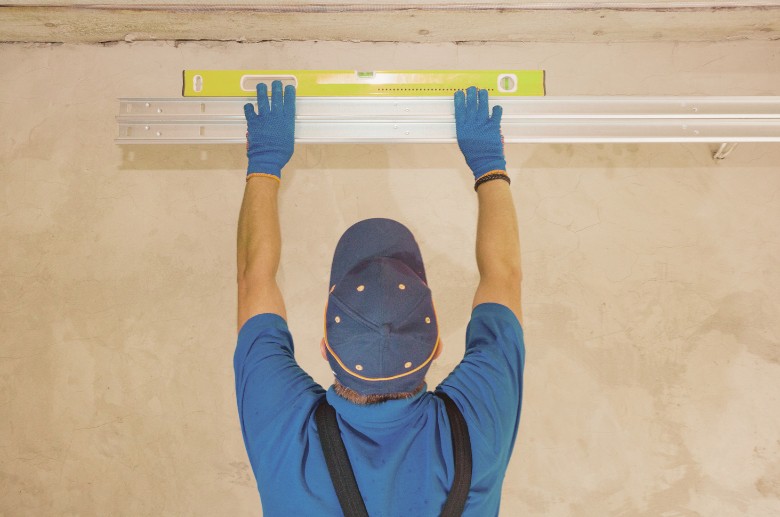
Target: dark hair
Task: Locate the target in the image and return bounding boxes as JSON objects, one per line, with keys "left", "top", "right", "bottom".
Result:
{"left": 333, "top": 378, "right": 425, "bottom": 405}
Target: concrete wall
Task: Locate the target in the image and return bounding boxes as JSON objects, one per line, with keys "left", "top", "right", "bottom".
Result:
{"left": 1, "top": 39, "right": 779, "bottom": 515}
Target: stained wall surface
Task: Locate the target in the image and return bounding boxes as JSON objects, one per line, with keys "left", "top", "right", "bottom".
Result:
{"left": 1, "top": 40, "right": 779, "bottom": 516}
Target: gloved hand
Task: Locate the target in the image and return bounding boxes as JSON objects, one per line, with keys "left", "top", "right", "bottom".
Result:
{"left": 243, "top": 80, "right": 296, "bottom": 180}
{"left": 454, "top": 86, "right": 506, "bottom": 181}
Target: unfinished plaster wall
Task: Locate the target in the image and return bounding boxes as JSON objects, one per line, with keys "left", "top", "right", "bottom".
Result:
{"left": 1, "top": 40, "right": 779, "bottom": 516}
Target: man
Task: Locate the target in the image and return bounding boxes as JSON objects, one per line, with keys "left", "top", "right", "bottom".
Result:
{"left": 235, "top": 80, "right": 525, "bottom": 516}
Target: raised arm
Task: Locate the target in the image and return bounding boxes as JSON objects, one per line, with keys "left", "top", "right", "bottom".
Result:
{"left": 454, "top": 86, "right": 523, "bottom": 325}
{"left": 473, "top": 180, "right": 522, "bottom": 324}
{"left": 237, "top": 81, "right": 296, "bottom": 332}
{"left": 237, "top": 178, "right": 286, "bottom": 330}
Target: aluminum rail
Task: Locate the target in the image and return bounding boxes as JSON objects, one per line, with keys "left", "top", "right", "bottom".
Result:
{"left": 116, "top": 96, "right": 780, "bottom": 158}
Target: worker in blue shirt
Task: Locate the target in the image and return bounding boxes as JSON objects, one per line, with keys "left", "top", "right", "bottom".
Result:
{"left": 235, "top": 80, "right": 525, "bottom": 516}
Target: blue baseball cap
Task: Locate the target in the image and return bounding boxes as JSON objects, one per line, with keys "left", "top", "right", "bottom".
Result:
{"left": 323, "top": 218, "right": 440, "bottom": 396}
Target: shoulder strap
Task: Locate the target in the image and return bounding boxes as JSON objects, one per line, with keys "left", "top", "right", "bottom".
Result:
{"left": 315, "top": 400, "right": 369, "bottom": 517}
{"left": 434, "top": 391, "right": 473, "bottom": 517}
{"left": 315, "top": 394, "right": 472, "bottom": 517}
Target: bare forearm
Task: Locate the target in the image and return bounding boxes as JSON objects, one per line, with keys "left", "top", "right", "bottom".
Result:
{"left": 237, "top": 177, "right": 281, "bottom": 280}
{"left": 475, "top": 180, "right": 522, "bottom": 280}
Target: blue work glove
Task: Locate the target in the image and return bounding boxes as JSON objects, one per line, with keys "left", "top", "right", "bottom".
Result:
{"left": 243, "top": 80, "right": 296, "bottom": 180}
{"left": 454, "top": 86, "right": 506, "bottom": 180}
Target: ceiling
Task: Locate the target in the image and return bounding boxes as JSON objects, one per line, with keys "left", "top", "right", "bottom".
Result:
{"left": 1, "top": 2, "right": 779, "bottom": 43}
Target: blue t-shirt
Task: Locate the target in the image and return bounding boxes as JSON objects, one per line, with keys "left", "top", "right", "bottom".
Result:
{"left": 234, "top": 302, "right": 525, "bottom": 517}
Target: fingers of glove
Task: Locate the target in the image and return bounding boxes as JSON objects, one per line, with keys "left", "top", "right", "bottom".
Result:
{"left": 491, "top": 104, "right": 503, "bottom": 127}
{"left": 256, "top": 83, "right": 270, "bottom": 116}
{"left": 477, "top": 88, "right": 489, "bottom": 121}
{"left": 243, "top": 103, "right": 256, "bottom": 121}
{"left": 283, "top": 84, "right": 296, "bottom": 118}
{"left": 271, "top": 80, "right": 283, "bottom": 114}
{"left": 465, "top": 86, "right": 477, "bottom": 117}
{"left": 454, "top": 90, "right": 466, "bottom": 125}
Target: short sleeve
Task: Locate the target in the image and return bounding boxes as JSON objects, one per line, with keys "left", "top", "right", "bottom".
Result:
{"left": 233, "top": 313, "right": 325, "bottom": 463}
{"left": 436, "top": 303, "right": 525, "bottom": 461}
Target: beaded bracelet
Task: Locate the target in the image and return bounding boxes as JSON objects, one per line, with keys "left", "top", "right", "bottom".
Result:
{"left": 474, "top": 171, "right": 511, "bottom": 191}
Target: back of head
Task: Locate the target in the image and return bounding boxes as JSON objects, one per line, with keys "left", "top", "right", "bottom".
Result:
{"left": 323, "top": 218, "right": 440, "bottom": 401}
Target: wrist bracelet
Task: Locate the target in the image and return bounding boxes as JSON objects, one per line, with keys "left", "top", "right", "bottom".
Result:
{"left": 474, "top": 171, "right": 510, "bottom": 191}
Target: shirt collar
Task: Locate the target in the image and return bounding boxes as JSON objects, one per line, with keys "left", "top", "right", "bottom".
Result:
{"left": 325, "top": 383, "right": 429, "bottom": 426}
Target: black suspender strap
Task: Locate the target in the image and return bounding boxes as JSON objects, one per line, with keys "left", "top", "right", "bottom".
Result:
{"left": 435, "top": 391, "right": 473, "bottom": 517}
{"left": 315, "top": 401, "right": 370, "bottom": 517}
{"left": 314, "top": 391, "right": 472, "bottom": 517}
